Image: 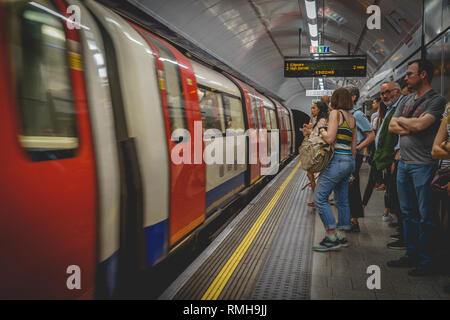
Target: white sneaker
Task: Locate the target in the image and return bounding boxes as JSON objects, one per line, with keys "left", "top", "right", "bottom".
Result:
{"left": 382, "top": 213, "right": 394, "bottom": 222}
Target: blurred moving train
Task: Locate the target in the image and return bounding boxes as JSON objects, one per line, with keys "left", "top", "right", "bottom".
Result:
{"left": 0, "top": 0, "right": 308, "bottom": 299}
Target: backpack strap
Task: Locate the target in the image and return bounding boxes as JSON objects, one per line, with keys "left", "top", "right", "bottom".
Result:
{"left": 338, "top": 110, "right": 355, "bottom": 130}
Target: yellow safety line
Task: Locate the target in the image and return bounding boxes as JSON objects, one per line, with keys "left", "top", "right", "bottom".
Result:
{"left": 201, "top": 161, "right": 302, "bottom": 300}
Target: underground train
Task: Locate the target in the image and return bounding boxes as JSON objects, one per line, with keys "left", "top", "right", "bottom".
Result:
{"left": 0, "top": 0, "right": 306, "bottom": 299}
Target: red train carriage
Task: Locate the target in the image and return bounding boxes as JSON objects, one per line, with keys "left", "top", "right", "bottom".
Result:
{"left": 0, "top": 0, "right": 296, "bottom": 299}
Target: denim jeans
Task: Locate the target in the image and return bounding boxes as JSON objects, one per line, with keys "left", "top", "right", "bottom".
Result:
{"left": 396, "top": 160, "right": 438, "bottom": 265}
{"left": 314, "top": 153, "right": 355, "bottom": 231}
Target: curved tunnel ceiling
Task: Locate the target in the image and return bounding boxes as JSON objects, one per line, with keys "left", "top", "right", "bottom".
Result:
{"left": 121, "top": 0, "right": 422, "bottom": 113}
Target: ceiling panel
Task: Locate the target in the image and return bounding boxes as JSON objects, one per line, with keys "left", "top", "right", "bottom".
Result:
{"left": 125, "top": 0, "right": 422, "bottom": 113}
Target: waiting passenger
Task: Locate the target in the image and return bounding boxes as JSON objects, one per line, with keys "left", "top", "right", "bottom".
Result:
{"left": 431, "top": 102, "right": 450, "bottom": 294}
{"left": 388, "top": 59, "right": 447, "bottom": 276}
{"left": 321, "top": 95, "right": 330, "bottom": 110}
{"left": 370, "top": 97, "right": 381, "bottom": 132}
{"left": 431, "top": 101, "right": 450, "bottom": 169}
{"left": 302, "top": 102, "right": 329, "bottom": 207}
{"left": 312, "top": 88, "right": 356, "bottom": 252}
{"left": 362, "top": 98, "right": 387, "bottom": 210}
{"left": 372, "top": 81, "right": 406, "bottom": 250}
{"left": 401, "top": 82, "right": 411, "bottom": 96}
{"left": 346, "top": 86, "right": 375, "bottom": 232}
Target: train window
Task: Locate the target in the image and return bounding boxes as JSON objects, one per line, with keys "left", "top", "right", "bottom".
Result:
{"left": 270, "top": 109, "right": 278, "bottom": 129}
{"left": 6, "top": 0, "right": 79, "bottom": 161}
{"left": 281, "top": 112, "right": 286, "bottom": 130}
{"left": 257, "top": 104, "right": 264, "bottom": 129}
{"left": 285, "top": 113, "right": 291, "bottom": 130}
{"left": 284, "top": 115, "right": 289, "bottom": 130}
{"left": 264, "top": 108, "right": 272, "bottom": 130}
{"left": 249, "top": 96, "right": 259, "bottom": 129}
{"left": 198, "top": 88, "right": 225, "bottom": 134}
{"left": 145, "top": 35, "right": 187, "bottom": 132}
{"left": 222, "top": 95, "right": 245, "bottom": 131}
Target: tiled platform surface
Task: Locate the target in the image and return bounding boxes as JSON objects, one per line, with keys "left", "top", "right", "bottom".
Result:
{"left": 310, "top": 163, "right": 450, "bottom": 300}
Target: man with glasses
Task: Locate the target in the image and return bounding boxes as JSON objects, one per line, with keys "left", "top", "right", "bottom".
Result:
{"left": 373, "top": 82, "right": 405, "bottom": 250}
{"left": 388, "top": 59, "right": 447, "bottom": 276}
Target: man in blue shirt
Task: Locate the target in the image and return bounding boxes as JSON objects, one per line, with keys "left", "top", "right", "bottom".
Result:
{"left": 347, "top": 87, "right": 375, "bottom": 232}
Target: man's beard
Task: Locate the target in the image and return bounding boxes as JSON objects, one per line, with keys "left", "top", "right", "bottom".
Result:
{"left": 383, "top": 99, "right": 393, "bottom": 107}
{"left": 408, "top": 79, "right": 422, "bottom": 92}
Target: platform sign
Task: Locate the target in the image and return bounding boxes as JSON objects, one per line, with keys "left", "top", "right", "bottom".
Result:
{"left": 284, "top": 57, "right": 367, "bottom": 78}
{"left": 310, "top": 46, "right": 330, "bottom": 54}
{"left": 306, "top": 90, "right": 334, "bottom": 96}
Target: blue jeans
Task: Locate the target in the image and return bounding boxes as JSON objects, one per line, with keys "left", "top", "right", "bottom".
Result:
{"left": 396, "top": 160, "right": 438, "bottom": 265}
{"left": 314, "top": 153, "right": 355, "bottom": 231}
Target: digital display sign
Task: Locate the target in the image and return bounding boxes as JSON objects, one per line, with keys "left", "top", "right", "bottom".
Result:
{"left": 284, "top": 57, "right": 367, "bottom": 78}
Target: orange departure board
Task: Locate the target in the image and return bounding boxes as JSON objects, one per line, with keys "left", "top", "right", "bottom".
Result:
{"left": 284, "top": 57, "right": 367, "bottom": 77}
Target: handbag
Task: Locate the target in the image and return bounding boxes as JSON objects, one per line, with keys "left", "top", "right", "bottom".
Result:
{"left": 430, "top": 163, "right": 450, "bottom": 195}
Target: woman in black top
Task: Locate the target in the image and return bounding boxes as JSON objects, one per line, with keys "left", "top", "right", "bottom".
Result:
{"left": 303, "top": 102, "right": 329, "bottom": 207}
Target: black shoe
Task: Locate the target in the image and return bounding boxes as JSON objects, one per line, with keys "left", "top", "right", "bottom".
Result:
{"left": 387, "top": 256, "right": 418, "bottom": 268}
{"left": 408, "top": 264, "right": 439, "bottom": 277}
{"left": 312, "top": 236, "right": 341, "bottom": 252}
{"left": 388, "top": 222, "right": 398, "bottom": 228}
{"left": 337, "top": 237, "right": 349, "bottom": 248}
{"left": 390, "top": 233, "right": 401, "bottom": 240}
{"left": 350, "top": 222, "right": 360, "bottom": 233}
{"left": 387, "top": 240, "right": 406, "bottom": 250}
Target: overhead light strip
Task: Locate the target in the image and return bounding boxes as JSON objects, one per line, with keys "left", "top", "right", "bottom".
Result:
{"left": 308, "top": 23, "right": 318, "bottom": 38}
{"left": 305, "top": 0, "right": 317, "bottom": 20}
{"left": 304, "top": 0, "right": 326, "bottom": 89}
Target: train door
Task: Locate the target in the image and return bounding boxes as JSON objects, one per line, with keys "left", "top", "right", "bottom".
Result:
{"left": 131, "top": 26, "right": 206, "bottom": 247}
{"left": 282, "top": 110, "right": 289, "bottom": 161}
{"left": 287, "top": 108, "right": 296, "bottom": 155}
{"left": 226, "top": 76, "right": 253, "bottom": 186}
{"left": 284, "top": 109, "right": 293, "bottom": 157}
{"left": 276, "top": 103, "right": 288, "bottom": 162}
{"left": 0, "top": 0, "right": 97, "bottom": 299}
{"left": 256, "top": 92, "right": 269, "bottom": 173}
{"left": 248, "top": 90, "right": 262, "bottom": 184}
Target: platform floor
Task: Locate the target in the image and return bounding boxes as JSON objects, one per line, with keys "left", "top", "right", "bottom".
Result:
{"left": 311, "top": 163, "right": 450, "bottom": 300}
{"left": 160, "top": 156, "right": 450, "bottom": 300}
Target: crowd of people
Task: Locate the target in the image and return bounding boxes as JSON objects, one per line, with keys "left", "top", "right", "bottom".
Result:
{"left": 301, "top": 59, "right": 449, "bottom": 292}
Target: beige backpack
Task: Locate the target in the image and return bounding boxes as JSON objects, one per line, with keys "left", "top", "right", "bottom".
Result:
{"left": 298, "top": 126, "right": 334, "bottom": 174}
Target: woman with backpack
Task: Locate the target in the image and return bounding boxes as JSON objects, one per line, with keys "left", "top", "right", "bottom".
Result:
{"left": 302, "top": 102, "right": 329, "bottom": 207}
{"left": 312, "top": 88, "right": 357, "bottom": 252}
